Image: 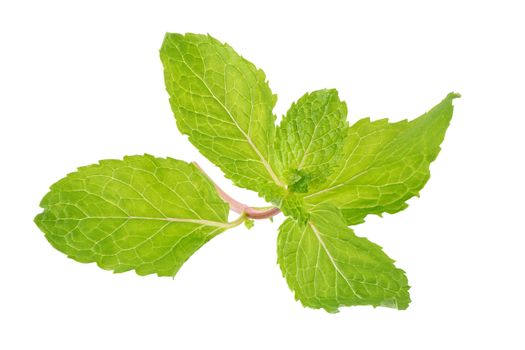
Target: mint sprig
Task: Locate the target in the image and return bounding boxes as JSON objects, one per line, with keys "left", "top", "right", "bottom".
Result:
{"left": 35, "top": 32, "right": 459, "bottom": 312}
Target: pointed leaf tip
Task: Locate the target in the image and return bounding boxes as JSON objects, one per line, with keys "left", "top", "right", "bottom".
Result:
{"left": 447, "top": 92, "right": 461, "bottom": 99}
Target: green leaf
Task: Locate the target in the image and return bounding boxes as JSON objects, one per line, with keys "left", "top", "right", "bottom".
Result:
{"left": 34, "top": 155, "right": 239, "bottom": 277}
{"left": 276, "top": 89, "right": 349, "bottom": 193}
{"left": 277, "top": 204, "right": 410, "bottom": 312}
{"left": 303, "top": 93, "right": 460, "bottom": 225}
{"left": 278, "top": 193, "right": 309, "bottom": 223}
{"left": 160, "top": 33, "right": 285, "bottom": 200}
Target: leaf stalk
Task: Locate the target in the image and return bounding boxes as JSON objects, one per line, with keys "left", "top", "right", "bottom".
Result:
{"left": 192, "top": 162, "right": 281, "bottom": 220}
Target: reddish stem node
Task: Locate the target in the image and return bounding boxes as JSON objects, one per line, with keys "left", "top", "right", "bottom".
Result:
{"left": 192, "top": 162, "right": 281, "bottom": 220}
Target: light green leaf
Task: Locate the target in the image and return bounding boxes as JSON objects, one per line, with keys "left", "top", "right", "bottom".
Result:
{"left": 277, "top": 204, "right": 410, "bottom": 312}
{"left": 160, "top": 33, "right": 285, "bottom": 200}
{"left": 304, "top": 93, "right": 459, "bottom": 225}
{"left": 276, "top": 89, "right": 349, "bottom": 193}
{"left": 34, "top": 155, "right": 239, "bottom": 277}
{"left": 278, "top": 193, "right": 309, "bottom": 223}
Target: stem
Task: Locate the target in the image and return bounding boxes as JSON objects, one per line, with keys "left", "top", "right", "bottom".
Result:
{"left": 192, "top": 162, "right": 281, "bottom": 220}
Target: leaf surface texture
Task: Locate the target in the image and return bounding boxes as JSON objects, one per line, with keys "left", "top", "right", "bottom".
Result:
{"left": 161, "top": 33, "right": 285, "bottom": 200}
{"left": 276, "top": 89, "right": 348, "bottom": 193}
{"left": 35, "top": 155, "right": 232, "bottom": 277}
{"left": 278, "top": 204, "right": 410, "bottom": 312}
{"left": 304, "top": 93, "right": 459, "bottom": 225}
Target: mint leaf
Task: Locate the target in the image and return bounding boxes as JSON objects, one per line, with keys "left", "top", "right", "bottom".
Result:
{"left": 276, "top": 89, "right": 348, "bottom": 193}
{"left": 303, "top": 93, "right": 459, "bottom": 225}
{"left": 277, "top": 204, "right": 410, "bottom": 312}
{"left": 160, "top": 33, "right": 285, "bottom": 200}
{"left": 35, "top": 155, "right": 239, "bottom": 277}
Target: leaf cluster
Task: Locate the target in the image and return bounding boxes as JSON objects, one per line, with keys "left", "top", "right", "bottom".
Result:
{"left": 35, "top": 33, "right": 459, "bottom": 312}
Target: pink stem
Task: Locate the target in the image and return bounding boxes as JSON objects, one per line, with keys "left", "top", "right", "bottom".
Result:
{"left": 192, "top": 162, "right": 281, "bottom": 220}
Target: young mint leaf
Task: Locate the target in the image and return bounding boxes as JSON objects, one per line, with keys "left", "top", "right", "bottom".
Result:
{"left": 278, "top": 193, "right": 309, "bottom": 223}
{"left": 160, "top": 33, "right": 285, "bottom": 201}
{"left": 34, "top": 155, "right": 240, "bottom": 277}
{"left": 303, "top": 93, "right": 459, "bottom": 225}
{"left": 276, "top": 89, "right": 348, "bottom": 193}
{"left": 244, "top": 218, "right": 255, "bottom": 229}
{"left": 277, "top": 204, "right": 410, "bottom": 312}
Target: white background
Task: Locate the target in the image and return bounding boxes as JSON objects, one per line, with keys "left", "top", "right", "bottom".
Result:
{"left": 1, "top": 0, "right": 524, "bottom": 349}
